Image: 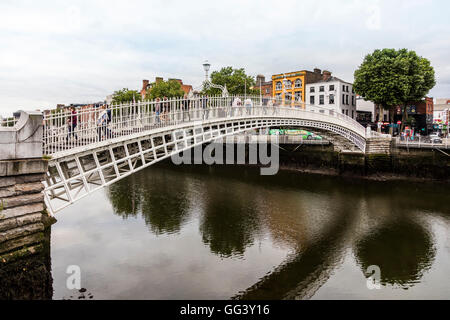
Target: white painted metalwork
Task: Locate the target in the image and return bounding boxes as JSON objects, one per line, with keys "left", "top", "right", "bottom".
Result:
{"left": 42, "top": 95, "right": 368, "bottom": 215}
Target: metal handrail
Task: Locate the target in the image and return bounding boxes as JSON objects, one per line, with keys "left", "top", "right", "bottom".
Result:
{"left": 42, "top": 94, "right": 368, "bottom": 156}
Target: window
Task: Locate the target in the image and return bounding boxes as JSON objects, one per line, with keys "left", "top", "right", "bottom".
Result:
{"left": 342, "top": 109, "right": 345, "bottom": 114}
{"left": 310, "top": 96, "right": 315, "bottom": 104}
{"left": 295, "top": 79, "right": 302, "bottom": 88}
{"left": 343, "top": 85, "right": 346, "bottom": 91}
{"left": 285, "top": 80, "right": 292, "bottom": 89}
{"left": 346, "top": 95, "right": 349, "bottom": 105}
{"left": 295, "top": 91, "right": 302, "bottom": 101}
{"left": 276, "top": 82, "right": 282, "bottom": 91}
{"left": 319, "top": 86, "right": 324, "bottom": 92}
{"left": 352, "top": 96, "right": 355, "bottom": 106}
{"left": 319, "top": 95, "right": 324, "bottom": 105}
{"left": 285, "top": 93, "right": 292, "bottom": 101}
{"left": 345, "top": 110, "right": 349, "bottom": 116}
{"left": 329, "top": 85, "right": 334, "bottom": 91}
{"left": 310, "top": 87, "right": 315, "bottom": 93}
{"left": 329, "top": 94, "right": 335, "bottom": 104}
{"left": 265, "top": 88, "right": 270, "bottom": 94}
{"left": 342, "top": 94, "right": 345, "bottom": 104}
{"left": 352, "top": 110, "right": 354, "bottom": 119}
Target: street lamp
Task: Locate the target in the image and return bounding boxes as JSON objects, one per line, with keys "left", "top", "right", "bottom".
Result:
{"left": 189, "top": 60, "right": 228, "bottom": 98}
{"left": 203, "top": 60, "right": 211, "bottom": 81}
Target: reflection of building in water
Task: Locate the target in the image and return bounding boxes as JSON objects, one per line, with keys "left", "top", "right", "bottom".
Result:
{"left": 0, "top": 227, "right": 53, "bottom": 300}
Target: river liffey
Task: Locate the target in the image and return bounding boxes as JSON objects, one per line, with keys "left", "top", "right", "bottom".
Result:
{"left": 49, "top": 165, "right": 449, "bottom": 300}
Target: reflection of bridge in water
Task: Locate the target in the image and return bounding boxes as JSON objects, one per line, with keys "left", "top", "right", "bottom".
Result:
{"left": 40, "top": 95, "right": 382, "bottom": 214}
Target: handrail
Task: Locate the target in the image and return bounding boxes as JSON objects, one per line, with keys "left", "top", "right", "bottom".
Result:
{"left": 42, "top": 95, "right": 368, "bottom": 156}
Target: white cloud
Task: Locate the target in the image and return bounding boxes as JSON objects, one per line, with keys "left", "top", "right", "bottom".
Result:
{"left": 0, "top": 0, "right": 449, "bottom": 116}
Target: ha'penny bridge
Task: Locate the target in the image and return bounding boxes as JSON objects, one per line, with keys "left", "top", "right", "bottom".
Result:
{"left": 1, "top": 95, "right": 389, "bottom": 215}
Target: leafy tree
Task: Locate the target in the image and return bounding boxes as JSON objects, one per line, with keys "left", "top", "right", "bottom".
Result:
{"left": 146, "top": 80, "right": 185, "bottom": 100}
{"left": 111, "top": 88, "right": 142, "bottom": 104}
{"left": 353, "top": 49, "right": 435, "bottom": 133}
{"left": 205, "top": 66, "right": 260, "bottom": 95}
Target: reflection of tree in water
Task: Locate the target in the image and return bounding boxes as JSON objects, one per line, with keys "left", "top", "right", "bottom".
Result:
{"left": 107, "top": 169, "right": 190, "bottom": 235}
{"left": 107, "top": 174, "right": 142, "bottom": 218}
{"left": 199, "top": 183, "right": 262, "bottom": 258}
{"left": 355, "top": 220, "right": 435, "bottom": 288}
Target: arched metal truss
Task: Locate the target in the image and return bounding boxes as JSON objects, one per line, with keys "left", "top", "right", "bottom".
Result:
{"left": 42, "top": 99, "right": 369, "bottom": 214}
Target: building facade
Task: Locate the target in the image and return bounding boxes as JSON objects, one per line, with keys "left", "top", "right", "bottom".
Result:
{"left": 392, "top": 97, "right": 434, "bottom": 134}
{"left": 271, "top": 68, "right": 323, "bottom": 103}
{"left": 256, "top": 75, "right": 273, "bottom": 98}
{"left": 305, "top": 71, "right": 357, "bottom": 119}
{"left": 433, "top": 98, "right": 450, "bottom": 125}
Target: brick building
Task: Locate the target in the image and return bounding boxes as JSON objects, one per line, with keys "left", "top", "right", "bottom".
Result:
{"left": 394, "top": 97, "right": 434, "bottom": 134}
{"left": 255, "top": 75, "right": 272, "bottom": 98}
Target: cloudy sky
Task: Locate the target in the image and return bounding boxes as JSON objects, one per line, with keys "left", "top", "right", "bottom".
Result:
{"left": 0, "top": 0, "right": 449, "bottom": 116}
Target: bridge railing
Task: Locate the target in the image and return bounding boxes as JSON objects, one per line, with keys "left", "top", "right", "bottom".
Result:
{"left": 42, "top": 95, "right": 366, "bottom": 156}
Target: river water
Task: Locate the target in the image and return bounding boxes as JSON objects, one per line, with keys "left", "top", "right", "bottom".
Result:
{"left": 49, "top": 165, "right": 450, "bottom": 299}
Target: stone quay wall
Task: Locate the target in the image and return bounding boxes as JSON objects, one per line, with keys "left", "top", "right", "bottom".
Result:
{"left": 0, "top": 111, "right": 53, "bottom": 264}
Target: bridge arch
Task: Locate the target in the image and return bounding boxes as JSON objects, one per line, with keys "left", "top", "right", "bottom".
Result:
{"left": 42, "top": 96, "right": 371, "bottom": 213}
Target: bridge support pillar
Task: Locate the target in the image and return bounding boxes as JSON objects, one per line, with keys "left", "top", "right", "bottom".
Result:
{"left": 0, "top": 111, "right": 54, "bottom": 264}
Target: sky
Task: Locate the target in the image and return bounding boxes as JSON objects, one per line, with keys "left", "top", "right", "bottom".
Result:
{"left": 0, "top": 0, "right": 449, "bottom": 116}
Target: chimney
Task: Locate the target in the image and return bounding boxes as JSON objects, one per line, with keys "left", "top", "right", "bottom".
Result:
{"left": 142, "top": 79, "right": 149, "bottom": 91}
{"left": 256, "top": 75, "right": 265, "bottom": 86}
{"left": 155, "top": 77, "right": 163, "bottom": 83}
{"left": 322, "top": 70, "right": 332, "bottom": 81}
{"left": 314, "top": 68, "right": 321, "bottom": 74}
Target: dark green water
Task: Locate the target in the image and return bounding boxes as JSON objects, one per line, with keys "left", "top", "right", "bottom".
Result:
{"left": 49, "top": 165, "right": 450, "bottom": 299}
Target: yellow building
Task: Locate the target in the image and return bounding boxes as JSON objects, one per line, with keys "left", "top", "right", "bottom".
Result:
{"left": 272, "top": 69, "right": 324, "bottom": 103}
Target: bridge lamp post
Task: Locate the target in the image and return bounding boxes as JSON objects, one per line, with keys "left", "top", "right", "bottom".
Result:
{"left": 203, "top": 60, "right": 211, "bottom": 81}
{"left": 196, "top": 60, "right": 228, "bottom": 98}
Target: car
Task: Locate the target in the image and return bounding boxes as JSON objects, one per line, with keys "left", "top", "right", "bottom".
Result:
{"left": 428, "top": 133, "right": 443, "bottom": 143}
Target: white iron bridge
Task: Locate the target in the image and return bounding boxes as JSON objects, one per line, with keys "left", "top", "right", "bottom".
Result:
{"left": 42, "top": 95, "right": 373, "bottom": 214}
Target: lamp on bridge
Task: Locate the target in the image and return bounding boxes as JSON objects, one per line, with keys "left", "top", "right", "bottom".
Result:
{"left": 192, "top": 60, "right": 228, "bottom": 98}
{"left": 203, "top": 60, "right": 211, "bottom": 81}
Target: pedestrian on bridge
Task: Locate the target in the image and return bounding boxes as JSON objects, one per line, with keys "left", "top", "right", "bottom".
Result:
{"left": 244, "top": 98, "right": 253, "bottom": 116}
{"left": 163, "top": 97, "right": 169, "bottom": 123}
{"left": 155, "top": 98, "right": 161, "bottom": 125}
{"left": 182, "top": 94, "right": 191, "bottom": 122}
{"left": 202, "top": 95, "right": 209, "bottom": 120}
{"left": 232, "top": 97, "right": 242, "bottom": 117}
{"left": 97, "top": 105, "right": 111, "bottom": 141}
{"left": 66, "top": 107, "right": 78, "bottom": 142}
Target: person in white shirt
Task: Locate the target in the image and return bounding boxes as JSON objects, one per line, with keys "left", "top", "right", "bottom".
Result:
{"left": 97, "top": 105, "right": 109, "bottom": 141}
{"left": 244, "top": 98, "right": 253, "bottom": 115}
{"left": 232, "top": 97, "right": 242, "bottom": 116}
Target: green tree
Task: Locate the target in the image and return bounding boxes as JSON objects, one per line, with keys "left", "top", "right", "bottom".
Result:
{"left": 353, "top": 48, "right": 435, "bottom": 133}
{"left": 111, "top": 88, "right": 142, "bottom": 104}
{"left": 205, "top": 66, "right": 260, "bottom": 95}
{"left": 146, "top": 80, "right": 185, "bottom": 100}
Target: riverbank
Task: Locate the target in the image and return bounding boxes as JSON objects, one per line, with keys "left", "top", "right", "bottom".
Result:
{"left": 169, "top": 142, "right": 450, "bottom": 183}
{"left": 277, "top": 144, "right": 450, "bottom": 183}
